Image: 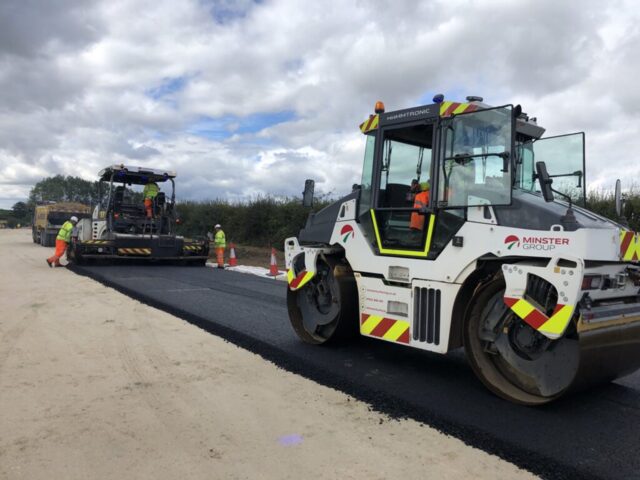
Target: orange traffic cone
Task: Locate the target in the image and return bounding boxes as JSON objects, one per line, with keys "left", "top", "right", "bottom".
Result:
{"left": 229, "top": 243, "right": 238, "bottom": 267}
{"left": 268, "top": 248, "right": 280, "bottom": 276}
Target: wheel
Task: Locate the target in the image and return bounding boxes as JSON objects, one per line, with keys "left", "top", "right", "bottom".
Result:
{"left": 67, "top": 243, "right": 85, "bottom": 265}
{"left": 32, "top": 228, "right": 37, "bottom": 243}
{"left": 464, "top": 276, "right": 580, "bottom": 405}
{"left": 287, "top": 256, "right": 358, "bottom": 345}
{"left": 42, "top": 232, "right": 54, "bottom": 247}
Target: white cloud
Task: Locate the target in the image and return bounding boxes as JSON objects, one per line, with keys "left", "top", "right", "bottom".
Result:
{"left": 0, "top": 0, "right": 639, "bottom": 208}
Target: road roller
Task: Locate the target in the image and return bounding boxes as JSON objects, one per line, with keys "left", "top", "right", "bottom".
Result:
{"left": 285, "top": 95, "right": 640, "bottom": 405}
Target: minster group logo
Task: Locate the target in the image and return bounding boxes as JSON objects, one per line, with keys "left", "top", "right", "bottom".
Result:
{"left": 504, "top": 235, "right": 520, "bottom": 250}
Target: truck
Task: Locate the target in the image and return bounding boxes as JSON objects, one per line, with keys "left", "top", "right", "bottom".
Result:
{"left": 285, "top": 96, "right": 640, "bottom": 405}
{"left": 32, "top": 202, "right": 91, "bottom": 247}
{"left": 68, "top": 165, "right": 208, "bottom": 264}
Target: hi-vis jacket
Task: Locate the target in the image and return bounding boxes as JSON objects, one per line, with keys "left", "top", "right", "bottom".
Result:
{"left": 56, "top": 221, "right": 74, "bottom": 243}
{"left": 143, "top": 182, "right": 159, "bottom": 199}
{"left": 214, "top": 230, "right": 226, "bottom": 248}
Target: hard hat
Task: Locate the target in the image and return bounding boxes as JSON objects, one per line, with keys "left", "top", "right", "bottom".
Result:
{"left": 420, "top": 181, "right": 430, "bottom": 191}
{"left": 70, "top": 216, "right": 79, "bottom": 223}
{"left": 214, "top": 224, "right": 221, "bottom": 228}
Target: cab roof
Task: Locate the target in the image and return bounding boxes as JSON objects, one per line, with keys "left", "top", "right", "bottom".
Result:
{"left": 98, "top": 165, "right": 177, "bottom": 184}
{"left": 359, "top": 100, "right": 545, "bottom": 139}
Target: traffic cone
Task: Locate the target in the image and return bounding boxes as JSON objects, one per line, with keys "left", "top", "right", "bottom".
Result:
{"left": 229, "top": 243, "right": 238, "bottom": 267}
{"left": 268, "top": 248, "right": 280, "bottom": 276}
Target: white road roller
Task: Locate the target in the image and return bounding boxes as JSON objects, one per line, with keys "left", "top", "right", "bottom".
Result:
{"left": 285, "top": 96, "right": 640, "bottom": 405}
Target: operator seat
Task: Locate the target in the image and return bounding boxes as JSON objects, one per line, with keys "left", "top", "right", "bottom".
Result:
{"left": 383, "top": 183, "right": 411, "bottom": 208}
{"left": 153, "top": 192, "right": 165, "bottom": 216}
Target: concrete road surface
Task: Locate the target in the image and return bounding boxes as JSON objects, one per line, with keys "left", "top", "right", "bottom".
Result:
{"left": 0, "top": 229, "right": 536, "bottom": 479}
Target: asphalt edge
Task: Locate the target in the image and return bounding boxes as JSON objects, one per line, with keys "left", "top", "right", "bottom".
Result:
{"left": 68, "top": 264, "right": 600, "bottom": 480}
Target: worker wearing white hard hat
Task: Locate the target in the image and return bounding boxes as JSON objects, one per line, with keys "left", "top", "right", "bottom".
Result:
{"left": 46, "top": 215, "right": 79, "bottom": 268}
{"left": 213, "top": 224, "right": 226, "bottom": 268}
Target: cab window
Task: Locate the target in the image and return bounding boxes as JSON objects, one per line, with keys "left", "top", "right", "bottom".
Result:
{"left": 378, "top": 123, "right": 432, "bottom": 209}
{"left": 438, "top": 105, "right": 513, "bottom": 207}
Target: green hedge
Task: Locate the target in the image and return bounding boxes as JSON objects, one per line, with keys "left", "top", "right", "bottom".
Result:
{"left": 174, "top": 190, "right": 640, "bottom": 249}
{"left": 175, "top": 196, "right": 331, "bottom": 248}
{"left": 587, "top": 189, "right": 640, "bottom": 231}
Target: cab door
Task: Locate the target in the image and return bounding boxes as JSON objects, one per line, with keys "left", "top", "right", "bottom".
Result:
{"left": 367, "top": 121, "right": 437, "bottom": 258}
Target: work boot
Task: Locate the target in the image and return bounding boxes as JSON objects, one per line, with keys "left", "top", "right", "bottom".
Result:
{"left": 46, "top": 259, "right": 52, "bottom": 268}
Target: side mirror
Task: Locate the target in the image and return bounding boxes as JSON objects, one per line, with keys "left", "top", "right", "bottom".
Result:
{"left": 535, "top": 161, "right": 555, "bottom": 203}
{"left": 615, "top": 179, "right": 623, "bottom": 217}
{"left": 302, "top": 179, "right": 315, "bottom": 208}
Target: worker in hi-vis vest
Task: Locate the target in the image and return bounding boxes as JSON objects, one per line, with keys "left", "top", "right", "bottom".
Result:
{"left": 213, "top": 224, "right": 226, "bottom": 268}
{"left": 410, "top": 181, "right": 430, "bottom": 231}
{"left": 46, "top": 216, "right": 78, "bottom": 267}
{"left": 143, "top": 180, "right": 159, "bottom": 218}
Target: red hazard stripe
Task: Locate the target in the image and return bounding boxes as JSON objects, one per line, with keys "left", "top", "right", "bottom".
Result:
{"left": 364, "top": 115, "right": 376, "bottom": 131}
{"left": 465, "top": 104, "right": 478, "bottom": 113}
{"left": 361, "top": 313, "right": 368, "bottom": 325}
{"left": 370, "top": 317, "right": 396, "bottom": 338}
{"left": 504, "top": 297, "right": 519, "bottom": 308}
{"left": 289, "top": 271, "right": 307, "bottom": 289}
{"left": 523, "top": 309, "right": 548, "bottom": 329}
{"left": 443, "top": 102, "right": 459, "bottom": 117}
{"left": 621, "top": 231, "right": 634, "bottom": 256}
{"left": 397, "top": 328, "right": 410, "bottom": 344}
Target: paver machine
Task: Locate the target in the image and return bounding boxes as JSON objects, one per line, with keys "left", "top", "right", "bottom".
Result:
{"left": 69, "top": 164, "right": 208, "bottom": 264}
{"left": 285, "top": 96, "right": 640, "bottom": 404}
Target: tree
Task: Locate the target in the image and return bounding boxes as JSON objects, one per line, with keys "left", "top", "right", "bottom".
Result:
{"left": 11, "top": 201, "right": 28, "bottom": 218}
{"left": 29, "top": 175, "right": 100, "bottom": 205}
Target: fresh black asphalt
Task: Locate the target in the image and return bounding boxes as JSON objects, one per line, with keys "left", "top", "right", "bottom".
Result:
{"left": 70, "top": 264, "right": 640, "bottom": 480}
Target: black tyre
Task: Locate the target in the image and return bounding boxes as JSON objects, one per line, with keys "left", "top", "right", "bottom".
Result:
{"left": 67, "top": 243, "right": 85, "bottom": 265}
{"left": 287, "top": 256, "right": 358, "bottom": 345}
{"left": 43, "top": 232, "right": 54, "bottom": 247}
{"left": 464, "top": 276, "right": 580, "bottom": 405}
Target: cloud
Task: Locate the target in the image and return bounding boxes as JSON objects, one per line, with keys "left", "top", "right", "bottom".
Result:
{"left": 0, "top": 0, "right": 639, "bottom": 209}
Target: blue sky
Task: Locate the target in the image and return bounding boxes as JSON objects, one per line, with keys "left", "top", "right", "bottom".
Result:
{"left": 146, "top": 76, "right": 189, "bottom": 101}
{"left": 187, "top": 110, "right": 296, "bottom": 140}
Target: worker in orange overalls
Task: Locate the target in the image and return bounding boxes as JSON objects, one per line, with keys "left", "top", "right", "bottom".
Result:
{"left": 46, "top": 216, "right": 78, "bottom": 267}
{"left": 143, "top": 180, "right": 159, "bottom": 218}
{"left": 410, "top": 181, "right": 430, "bottom": 231}
{"left": 213, "top": 224, "right": 226, "bottom": 269}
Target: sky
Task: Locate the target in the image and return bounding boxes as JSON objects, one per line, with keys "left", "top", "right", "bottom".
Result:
{"left": 1, "top": 0, "right": 640, "bottom": 208}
